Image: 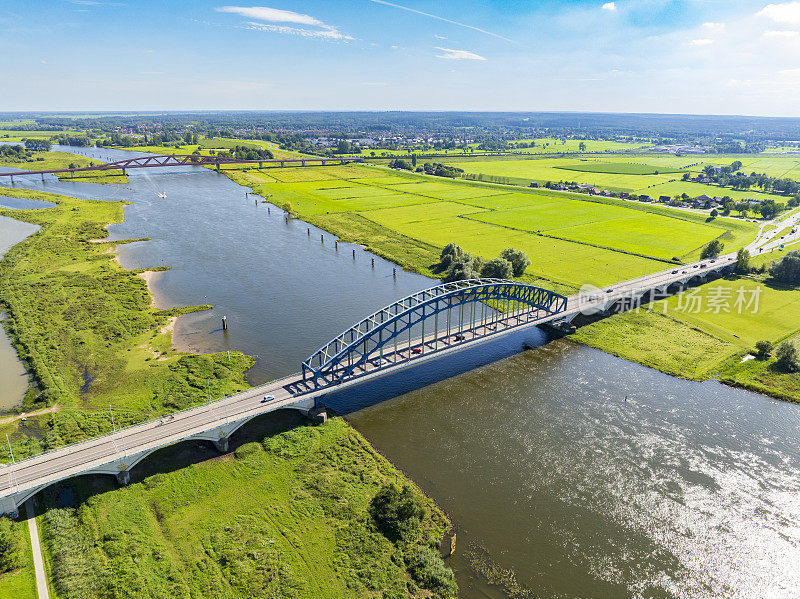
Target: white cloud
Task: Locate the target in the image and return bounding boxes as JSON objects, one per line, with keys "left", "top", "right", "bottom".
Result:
{"left": 690, "top": 38, "right": 715, "bottom": 46}
{"left": 434, "top": 34, "right": 447, "bottom": 40}
{"left": 762, "top": 29, "right": 800, "bottom": 38}
{"left": 601, "top": 2, "right": 616, "bottom": 11}
{"left": 702, "top": 22, "right": 725, "bottom": 31}
{"left": 216, "top": 5, "right": 352, "bottom": 40}
{"left": 758, "top": 2, "right": 800, "bottom": 24}
{"left": 435, "top": 47, "right": 486, "bottom": 60}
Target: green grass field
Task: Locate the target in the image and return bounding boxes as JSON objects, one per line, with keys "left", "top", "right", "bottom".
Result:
{"left": 227, "top": 164, "right": 756, "bottom": 290}
{"left": 443, "top": 153, "right": 800, "bottom": 201}
{"left": 34, "top": 415, "right": 454, "bottom": 599}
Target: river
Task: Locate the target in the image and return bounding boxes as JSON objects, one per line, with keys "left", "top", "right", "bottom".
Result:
{"left": 2, "top": 147, "right": 800, "bottom": 598}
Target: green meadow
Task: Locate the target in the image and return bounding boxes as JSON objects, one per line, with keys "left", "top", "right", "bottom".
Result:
{"left": 32, "top": 416, "right": 453, "bottom": 599}
{"left": 228, "top": 163, "right": 756, "bottom": 291}
{"left": 443, "top": 152, "right": 800, "bottom": 200}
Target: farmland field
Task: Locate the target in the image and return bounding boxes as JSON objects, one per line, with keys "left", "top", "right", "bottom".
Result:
{"left": 444, "top": 153, "right": 800, "bottom": 199}
{"left": 226, "top": 163, "right": 757, "bottom": 289}
{"left": 554, "top": 161, "right": 684, "bottom": 175}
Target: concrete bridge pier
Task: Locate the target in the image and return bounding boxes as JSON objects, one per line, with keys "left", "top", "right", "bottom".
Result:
{"left": 213, "top": 437, "right": 229, "bottom": 453}
{"left": 215, "top": 163, "right": 220, "bottom": 172}
{"left": 116, "top": 470, "right": 130, "bottom": 486}
{"left": 280, "top": 161, "right": 285, "bottom": 167}
{"left": 122, "top": 168, "right": 127, "bottom": 176}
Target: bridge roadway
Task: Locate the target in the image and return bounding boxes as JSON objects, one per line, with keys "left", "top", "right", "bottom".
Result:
{"left": 0, "top": 254, "right": 735, "bottom": 514}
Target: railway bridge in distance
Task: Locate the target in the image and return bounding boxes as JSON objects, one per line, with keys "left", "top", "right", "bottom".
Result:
{"left": 0, "top": 257, "right": 735, "bottom": 516}
{"left": 0, "top": 153, "right": 364, "bottom": 182}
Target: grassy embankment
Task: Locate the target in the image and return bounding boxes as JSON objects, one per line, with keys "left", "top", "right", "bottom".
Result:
{"left": 0, "top": 150, "right": 127, "bottom": 184}
{"left": 0, "top": 187, "right": 456, "bottom": 598}
{"left": 25, "top": 415, "right": 453, "bottom": 599}
{"left": 221, "top": 162, "right": 800, "bottom": 401}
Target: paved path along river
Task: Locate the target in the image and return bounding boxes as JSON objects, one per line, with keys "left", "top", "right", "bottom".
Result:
{"left": 2, "top": 147, "right": 800, "bottom": 598}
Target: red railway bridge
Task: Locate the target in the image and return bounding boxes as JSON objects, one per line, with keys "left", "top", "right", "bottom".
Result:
{"left": 0, "top": 154, "right": 364, "bottom": 182}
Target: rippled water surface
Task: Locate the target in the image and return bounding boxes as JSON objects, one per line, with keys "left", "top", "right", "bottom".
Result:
{"left": 3, "top": 147, "right": 800, "bottom": 598}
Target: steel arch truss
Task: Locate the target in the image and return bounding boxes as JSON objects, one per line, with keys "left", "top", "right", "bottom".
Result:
{"left": 302, "top": 278, "right": 567, "bottom": 389}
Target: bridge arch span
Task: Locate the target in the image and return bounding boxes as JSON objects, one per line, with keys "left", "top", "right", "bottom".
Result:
{"left": 302, "top": 278, "right": 567, "bottom": 389}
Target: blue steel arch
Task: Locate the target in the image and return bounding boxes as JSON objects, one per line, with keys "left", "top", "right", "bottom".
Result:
{"left": 302, "top": 278, "right": 567, "bottom": 389}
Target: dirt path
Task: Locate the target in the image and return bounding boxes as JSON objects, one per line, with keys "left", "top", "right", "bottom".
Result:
{"left": 25, "top": 499, "right": 49, "bottom": 599}
{"left": 0, "top": 405, "right": 60, "bottom": 426}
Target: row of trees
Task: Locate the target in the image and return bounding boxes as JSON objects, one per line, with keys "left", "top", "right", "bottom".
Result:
{"left": 438, "top": 244, "right": 530, "bottom": 282}
{"left": 217, "top": 145, "right": 273, "bottom": 161}
{"left": 698, "top": 162, "right": 800, "bottom": 195}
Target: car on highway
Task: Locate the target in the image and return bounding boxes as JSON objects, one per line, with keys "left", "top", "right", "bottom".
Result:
{"left": 671, "top": 270, "right": 678, "bottom": 274}
{"left": 454, "top": 334, "right": 465, "bottom": 341}
{"left": 412, "top": 347, "right": 422, "bottom": 354}
{"left": 261, "top": 395, "right": 275, "bottom": 403}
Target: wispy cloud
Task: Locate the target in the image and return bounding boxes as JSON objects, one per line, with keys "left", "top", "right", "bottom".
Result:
{"left": 367, "top": 0, "right": 515, "bottom": 43}
{"left": 702, "top": 22, "right": 725, "bottom": 31}
{"left": 601, "top": 2, "right": 616, "bottom": 11}
{"left": 216, "top": 5, "right": 352, "bottom": 40}
{"left": 758, "top": 2, "right": 800, "bottom": 24}
{"left": 689, "top": 38, "right": 714, "bottom": 46}
{"left": 435, "top": 47, "right": 486, "bottom": 61}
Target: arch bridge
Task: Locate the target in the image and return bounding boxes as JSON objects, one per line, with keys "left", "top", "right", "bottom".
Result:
{"left": 301, "top": 279, "right": 567, "bottom": 390}
{"left": 0, "top": 154, "right": 364, "bottom": 181}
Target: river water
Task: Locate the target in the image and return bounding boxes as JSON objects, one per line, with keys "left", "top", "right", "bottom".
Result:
{"left": 2, "top": 147, "right": 800, "bottom": 598}
{"left": 0, "top": 202, "right": 41, "bottom": 410}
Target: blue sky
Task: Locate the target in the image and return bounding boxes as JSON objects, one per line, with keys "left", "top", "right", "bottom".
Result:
{"left": 2, "top": 0, "right": 800, "bottom": 115}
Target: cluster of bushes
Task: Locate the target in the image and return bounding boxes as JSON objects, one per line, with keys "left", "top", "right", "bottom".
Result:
{"left": 370, "top": 484, "right": 456, "bottom": 597}
{"left": 0, "top": 144, "right": 33, "bottom": 161}
{"left": 754, "top": 340, "right": 800, "bottom": 372}
{"left": 437, "top": 244, "right": 530, "bottom": 282}
{"left": 0, "top": 518, "right": 27, "bottom": 574}
{"left": 419, "top": 163, "right": 464, "bottom": 178}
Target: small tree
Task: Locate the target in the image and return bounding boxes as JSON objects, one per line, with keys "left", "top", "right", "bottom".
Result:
{"left": 439, "top": 243, "right": 463, "bottom": 270}
{"left": 755, "top": 340, "right": 773, "bottom": 360}
{"left": 499, "top": 248, "right": 531, "bottom": 277}
{"left": 480, "top": 257, "right": 513, "bottom": 279}
{"left": 281, "top": 201, "right": 294, "bottom": 215}
{"left": 701, "top": 239, "right": 724, "bottom": 259}
{"left": 735, "top": 248, "right": 751, "bottom": 274}
{"left": 710, "top": 209, "right": 719, "bottom": 218}
{"left": 776, "top": 341, "right": 800, "bottom": 372}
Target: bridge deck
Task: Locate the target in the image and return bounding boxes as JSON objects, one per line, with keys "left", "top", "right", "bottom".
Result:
{"left": 0, "top": 253, "right": 735, "bottom": 507}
